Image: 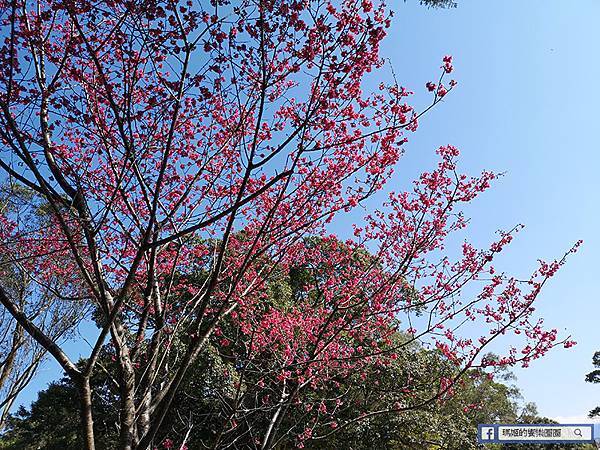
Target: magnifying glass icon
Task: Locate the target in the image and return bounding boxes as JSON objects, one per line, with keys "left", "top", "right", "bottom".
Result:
{"left": 574, "top": 428, "right": 583, "bottom": 437}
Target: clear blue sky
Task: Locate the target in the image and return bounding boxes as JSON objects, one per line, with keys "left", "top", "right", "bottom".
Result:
{"left": 16, "top": 0, "right": 600, "bottom": 425}
{"left": 375, "top": 0, "right": 600, "bottom": 422}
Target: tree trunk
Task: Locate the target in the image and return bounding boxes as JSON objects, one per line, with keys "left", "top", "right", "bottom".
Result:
{"left": 79, "top": 377, "right": 96, "bottom": 450}
{"left": 261, "top": 385, "right": 288, "bottom": 450}
{"left": 118, "top": 356, "right": 137, "bottom": 450}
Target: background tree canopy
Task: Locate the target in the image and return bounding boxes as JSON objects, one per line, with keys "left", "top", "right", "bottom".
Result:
{"left": 0, "top": 254, "right": 589, "bottom": 450}
{"left": 0, "top": 349, "right": 592, "bottom": 450}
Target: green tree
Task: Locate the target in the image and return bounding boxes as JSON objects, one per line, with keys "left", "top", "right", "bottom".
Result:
{"left": 0, "top": 346, "right": 567, "bottom": 450}
{"left": 586, "top": 351, "right": 600, "bottom": 418}
{"left": 0, "top": 239, "right": 580, "bottom": 450}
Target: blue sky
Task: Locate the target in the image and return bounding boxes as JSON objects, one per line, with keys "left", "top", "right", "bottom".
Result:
{"left": 14, "top": 0, "right": 600, "bottom": 426}
{"left": 375, "top": 0, "right": 600, "bottom": 422}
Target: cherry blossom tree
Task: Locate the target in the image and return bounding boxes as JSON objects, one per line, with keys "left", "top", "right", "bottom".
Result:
{"left": 0, "top": 0, "right": 577, "bottom": 449}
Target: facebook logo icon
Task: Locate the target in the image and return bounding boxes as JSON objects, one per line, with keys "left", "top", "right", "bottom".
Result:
{"left": 480, "top": 427, "right": 495, "bottom": 441}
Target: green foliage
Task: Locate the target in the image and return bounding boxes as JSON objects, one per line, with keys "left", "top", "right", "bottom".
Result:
{"left": 0, "top": 356, "right": 120, "bottom": 450}
{"left": 3, "top": 384, "right": 81, "bottom": 449}
{"left": 0, "top": 347, "right": 568, "bottom": 450}
{"left": 586, "top": 351, "right": 600, "bottom": 418}
{"left": 0, "top": 239, "right": 585, "bottom": 449}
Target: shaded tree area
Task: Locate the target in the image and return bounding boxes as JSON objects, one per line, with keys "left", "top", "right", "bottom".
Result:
{"left": 0, "top": 347, "right": 587, "bottom": 450}
{"left": 0, "top": 254, "right": 584, "bottom": 449}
